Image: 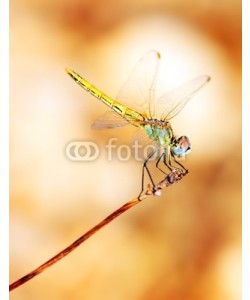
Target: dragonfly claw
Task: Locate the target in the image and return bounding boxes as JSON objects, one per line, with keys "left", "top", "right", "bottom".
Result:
{"left": 139, "top": 168, "right": 186, "bottom": 198}
{"left": 165, "top": 168, "right": 185, "bottom": 184}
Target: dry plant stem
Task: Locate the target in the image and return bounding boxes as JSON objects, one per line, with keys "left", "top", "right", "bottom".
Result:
{"left": 9, "top": 169, "right": 185, "bottom": 292}
{"left": 9, "top": 198, "right": 141, "bottom": 291}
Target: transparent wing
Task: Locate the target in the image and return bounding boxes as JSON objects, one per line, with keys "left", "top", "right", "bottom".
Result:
{"left": 91, "top": 111, "right": 130, "bottom": 129}
{"left": 155, "top": 75, "right": 211, "bottom": 121}
{"left": 116, "top": 50, "right": 161, "bottom": 118}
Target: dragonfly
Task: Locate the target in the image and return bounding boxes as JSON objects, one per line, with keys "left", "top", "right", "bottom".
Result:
{"left": 66, "top": 51, "right": 210, "bottom": 198}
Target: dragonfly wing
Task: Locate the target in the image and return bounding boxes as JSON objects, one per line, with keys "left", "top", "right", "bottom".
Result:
{"left": 156, "top": 75, "right": 211, "bottom": 120}
{"left": 91, "top": 110, "right": 130, "bottom": 129}
{"left": 116, "top": 50, "right": 161, "bottom": 118}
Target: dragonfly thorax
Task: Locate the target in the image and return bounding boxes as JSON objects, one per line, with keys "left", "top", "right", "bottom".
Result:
{"left": 144, "top": 118, "right": 172, "bottom": 128}
{"left": 144, "top": 120, "right": 173, "bottom": 147}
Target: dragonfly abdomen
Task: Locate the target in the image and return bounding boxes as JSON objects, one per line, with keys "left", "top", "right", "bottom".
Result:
{"left": 66, "top": 68, "right": 144, "bottom": 127}
{"left": 66, "top": 69, "right": 113, "bottom": 105}
{"left": 111, "top": 102, "right": 144, "bottom": 127}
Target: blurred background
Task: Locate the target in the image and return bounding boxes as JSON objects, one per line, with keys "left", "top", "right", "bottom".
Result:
{"left": 10, "top": 0, "right": 241, "bottom": 299}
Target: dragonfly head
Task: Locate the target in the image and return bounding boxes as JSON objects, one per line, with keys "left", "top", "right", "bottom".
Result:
{"left": 171, "top": 136, "right": 191, "bottom": 158}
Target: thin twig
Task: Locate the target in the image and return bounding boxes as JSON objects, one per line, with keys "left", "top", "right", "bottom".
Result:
{"left": 9, "top": 169, "right": 185, "bottom": 292}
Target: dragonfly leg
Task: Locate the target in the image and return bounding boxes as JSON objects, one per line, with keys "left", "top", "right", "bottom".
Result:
{"left": 138, "top": 149, "right": 157, "bottom": 199}
{"left": 164, "top": 148, "right": 188, "bottom": 174}
{"left": 152, "top": 147, "right": 178, "bottom": 176}
{"left": 171, "top": 153, "right": 188, "bottom": 174}
{"left": 156, "top": 152, "right": 168, "bottom": 175}
{"left": 162, "top": 147, "right": 175, "bottom": 172}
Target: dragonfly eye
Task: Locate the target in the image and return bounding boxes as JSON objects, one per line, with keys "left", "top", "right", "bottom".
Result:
{"left": 171, "top": 136, "right": 191, "bottom": 157}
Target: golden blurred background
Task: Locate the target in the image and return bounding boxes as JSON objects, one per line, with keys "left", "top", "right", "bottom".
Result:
{"left": 10, "top": 0, "right": 241, "bottom": 299}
